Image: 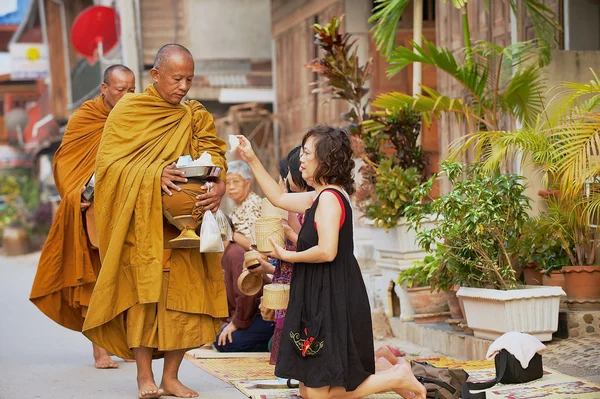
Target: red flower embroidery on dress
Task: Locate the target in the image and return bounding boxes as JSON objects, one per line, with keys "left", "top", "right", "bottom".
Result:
{"left": 290, "top": 327, "right": 324, "bottom": 357}
{"left": 301, "top": 328, "right": 315, "bottom": 357}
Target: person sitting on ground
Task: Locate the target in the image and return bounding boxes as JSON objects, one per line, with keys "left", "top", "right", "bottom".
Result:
{"left": 214, "top": 217, "right": 274, "bottom": 353}
{"left": 226, "top": 160, "right": 262, "bottom": 250}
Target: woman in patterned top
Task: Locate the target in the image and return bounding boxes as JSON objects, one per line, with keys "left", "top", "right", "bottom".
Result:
{"left": 226, "top": 160, "right": 262, "bottom": 250}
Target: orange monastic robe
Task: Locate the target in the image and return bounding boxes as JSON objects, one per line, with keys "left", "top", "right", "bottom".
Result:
{"left": 30, "top": 95, "right": 109, "bottom": 331}
{"left": 82, "top": 85, "right": 228, "bottom": 359}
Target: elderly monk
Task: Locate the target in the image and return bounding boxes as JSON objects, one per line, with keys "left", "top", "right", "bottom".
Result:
{"left": 82, "top": 43, "right": 228, "bottom": 399}
{"left": 30, "top": 65, "right": 135, "bottom": 369}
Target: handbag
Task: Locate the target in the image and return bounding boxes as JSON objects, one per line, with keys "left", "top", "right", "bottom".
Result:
{"left": 411, "top": 349, "right": 543, "bottom": 399}
{"left": 469, "top": 349, "right": 543, "bottom": 388}
{"left": 411, "top": 360, "right": 485, "bottom": 399}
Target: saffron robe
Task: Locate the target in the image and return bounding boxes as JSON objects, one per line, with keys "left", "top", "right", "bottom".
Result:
{"left": 30, "top": 95, "right": 109, "bottom": 331}
{"left": 82, "top": 85, "right": 228, "bottom": 359}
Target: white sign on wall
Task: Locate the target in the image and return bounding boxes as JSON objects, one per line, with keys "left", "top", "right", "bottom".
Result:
{"left": 9, "top": 43, "right": 49, "bottom": 80}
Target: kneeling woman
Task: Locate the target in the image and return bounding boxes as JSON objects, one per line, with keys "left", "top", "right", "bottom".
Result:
{"left": 236, "top": 126, "right": 426, "bottom": 399}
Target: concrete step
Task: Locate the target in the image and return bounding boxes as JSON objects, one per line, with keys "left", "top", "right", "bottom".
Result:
{"left": 390, "top": 317, "right": 492, "bottom": 361}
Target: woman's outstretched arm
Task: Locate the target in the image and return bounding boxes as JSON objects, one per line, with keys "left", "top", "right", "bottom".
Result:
{"left": 236, "top": 135, "right": 314, "bottom": 215}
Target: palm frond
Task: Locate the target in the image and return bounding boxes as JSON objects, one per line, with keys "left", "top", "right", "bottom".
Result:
{"left": 387, "top": 38, "right": 488, "bottom": 104}
{"left": 499, "top": 63, "right": 545, "bottom": 125}
{"left": 371, "top": 88, "right": 485, "bottom": 128}
{"left": 369, "top": 0, "right": 410, "bottom": 57}
{"left": 550, "top": 115, "right": 600, "bottom": 198}
{"left": 507, "top": 0, "right": 560, "bottom": 66}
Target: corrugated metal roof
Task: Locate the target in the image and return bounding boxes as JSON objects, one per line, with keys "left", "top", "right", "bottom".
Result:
{"left": 0, "top": 0, "right": 29, "bottom": 26}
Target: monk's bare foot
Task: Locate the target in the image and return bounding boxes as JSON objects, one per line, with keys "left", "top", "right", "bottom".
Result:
{"left": 93, "top": 346, "right": 119, "bottom": 369}
{"left": 160, "top": 377, "right": 198, "bottom": 398}
{"left": 386, "top": 358, "right": 426, "bottom": 399}
{"left": 138, "top": 378, "right": 164, "bottom": 399}
{"left": 122, "top": 358, "right": 136, "bottom": 363}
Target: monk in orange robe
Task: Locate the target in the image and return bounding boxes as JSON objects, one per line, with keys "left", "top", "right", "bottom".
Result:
{"left": 82, "top": 44, "right": 228, "bottom": 399}
{"left": 30, "top": 65, "right": 135, "bottom": 369}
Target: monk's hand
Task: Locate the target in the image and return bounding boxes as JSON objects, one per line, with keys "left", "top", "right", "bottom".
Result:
{"left": 283, "top": 225, "right": 298, "bottom": 246}
{"left": 161, "top": 162, "right": 187, "bottom": 196}
{"left": 218, "top": 322, "right": 238, "bottom": 346}
{"left": 235, "top": 135, "right": 257, "bottom": 163}
{"left": 195, "top": 179, "right": 225, "bottom": 213}
{"left": 80, "top": 186, "right": 91, "bottom": 211}
{"left": 268, "top": 237, "right": 291, "bottom": 261}
{"left": 259, "top": 297, "right": 276, "bottom": 322}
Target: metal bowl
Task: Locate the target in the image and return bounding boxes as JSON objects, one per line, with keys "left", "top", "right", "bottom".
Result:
{"left": 176, "top": 165, "right": 221, "bottom": 179}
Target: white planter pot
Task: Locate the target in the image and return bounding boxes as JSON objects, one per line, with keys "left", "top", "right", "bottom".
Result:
{"left": 456, "top": 286, "right": 566, "bottom": 342}
{"left": 371, "top": 217, "right": 436, "bottom": 260}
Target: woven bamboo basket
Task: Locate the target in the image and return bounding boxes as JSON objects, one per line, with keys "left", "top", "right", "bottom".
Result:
{"left": 255, "top": 217, "right": 285, "bottom": 253}
{"left": 262, "top": 284, "right": 290, "bottom": 310}
{"left": 237, "top": 269, "right": 263, "bottom": 296}
{"left": 261, "top": 198, "right": 288, "bottom": 220}
{"left": 244, "top": 250, "right": 267, "bottom": 269}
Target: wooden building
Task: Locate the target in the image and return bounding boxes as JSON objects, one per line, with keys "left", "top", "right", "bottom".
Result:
{"left": 271, "top": 0, "right": 440, "bottom": 177}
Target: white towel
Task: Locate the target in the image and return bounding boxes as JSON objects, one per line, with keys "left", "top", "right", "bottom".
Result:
{"left": 485, "top": 332, "right": 546, "bottom": 368}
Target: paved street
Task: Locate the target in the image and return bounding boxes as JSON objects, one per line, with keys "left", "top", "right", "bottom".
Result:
{"left": 0, "top": 252, "right": 246, "bottom": 399}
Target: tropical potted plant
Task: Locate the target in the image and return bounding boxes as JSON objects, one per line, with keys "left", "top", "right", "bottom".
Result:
{"left": 448, "top": 72, "right": 600, "bottom": 309}
{"left": 517, "top": 215, "right": 571, "bottom": 286}
{"left": 397, "top": 255, "right": 450, "bottom": 324}
{"left": 305, "top": 16, "right": 430, "bottom": 234}
{"left": 405, "top": 161, "right": 565, "bottom": 341}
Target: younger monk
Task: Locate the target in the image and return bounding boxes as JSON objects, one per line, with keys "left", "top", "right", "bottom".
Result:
{"left": 30, "top": 65, "right": 135, "bottom": 369}
{"left": 82, "top": 44, "right": 228, "bottom": 399}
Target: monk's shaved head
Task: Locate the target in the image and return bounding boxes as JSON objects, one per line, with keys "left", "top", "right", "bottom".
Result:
{"left": 150, "top": 44, "right": 195, "bottom": 104}
{"left": 101, "top": 64, "right": 135, "bottom": 110}
{"left": 153, "top": 43, "right": 194, "bottom": 71}
{"left": 103, "top": 64, "right": 134, "bottom": 84}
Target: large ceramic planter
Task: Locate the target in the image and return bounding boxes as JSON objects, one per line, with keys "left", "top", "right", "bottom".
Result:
{"left": 456, "top": 286, "right": 565, "bottom": 342}
{"left": 371, "top": 217, "right": 436, "bottom": 260}
{"left": 563, "top": 266, "right": 600, "bottom": 310}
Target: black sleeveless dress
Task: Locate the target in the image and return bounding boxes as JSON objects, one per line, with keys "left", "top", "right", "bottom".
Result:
{"left": 274, "top": 188, "right": 375, "bottom": 391}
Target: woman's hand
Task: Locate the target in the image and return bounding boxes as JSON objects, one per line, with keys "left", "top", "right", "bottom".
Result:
{"left": 259, "top": 297, "right": 276, "bottom": 322}
{"left": 235, "top": 135, "right": 257, "bottom": 163}
{"left": 161, "top": 162, "right": 187, "bottom": 196}
{"left": 217, "top": 322, "right": 238, "bottom": 346}
{"left": 268, "top": 237, "right": 293, "bottom": 262}
{"left": 283, "top": 225, "right": 298, "bottom": 246}
{"left": 247, "top": 255, "right": 276, "bottom": 275}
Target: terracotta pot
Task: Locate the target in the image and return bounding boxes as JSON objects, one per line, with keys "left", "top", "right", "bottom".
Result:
{"left": 406, "top": 286, "right": 449, "bottom": 315}
{"left": 542, "top": 270, "right": 565, "bottom": 288}
{"left": 522, "top": 264, "right": 544, "bottom": 285}
{"left": 446, "top": 285, "right": 464, "bottom": 320}
{"left": 2, "top": 227, "right": 30, "bottom": 256}
{"left": 563, "top": 266, "right": 600, "bottom": 302}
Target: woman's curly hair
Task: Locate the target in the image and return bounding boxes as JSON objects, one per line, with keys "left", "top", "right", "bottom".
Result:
{"left": 302, "top": 125, "right": 356, "bottom": 195}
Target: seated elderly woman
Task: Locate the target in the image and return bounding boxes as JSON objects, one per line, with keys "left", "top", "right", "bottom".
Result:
{"left": 214, "top": 216, "right": 274, "bottom": 353}
{"left": 226, "top": 160, "right": 262, "bottom": 250}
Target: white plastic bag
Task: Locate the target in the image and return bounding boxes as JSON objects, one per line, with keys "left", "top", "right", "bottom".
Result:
{"left": 215, "top": 209, "right": 232, "bottom": 242}
{"left": 200, "top": 210, "right": 224, "bottom": 253}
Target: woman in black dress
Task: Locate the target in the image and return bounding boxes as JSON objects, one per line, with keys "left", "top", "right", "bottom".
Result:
{"left": 236, "top": 125, "right": 425, "bottom": 399}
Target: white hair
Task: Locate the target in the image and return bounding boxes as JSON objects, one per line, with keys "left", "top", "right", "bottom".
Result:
{"left": 227, "top": 160, "right": 254, "bottom": 182}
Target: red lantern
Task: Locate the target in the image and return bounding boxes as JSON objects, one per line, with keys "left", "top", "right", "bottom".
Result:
{"left": 71, "top": 6, "right": 120, "bottom": 65}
